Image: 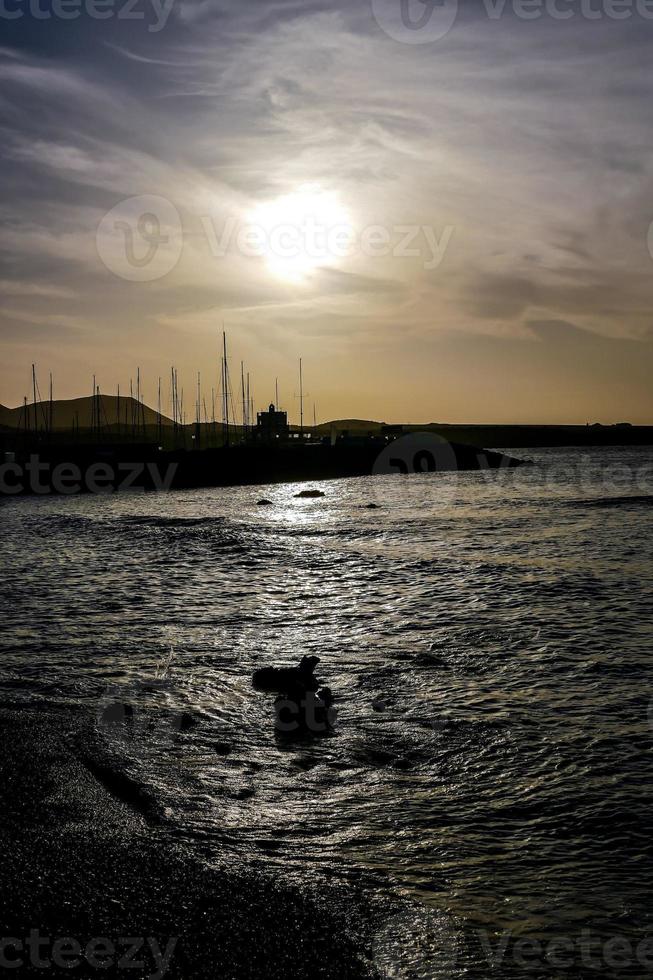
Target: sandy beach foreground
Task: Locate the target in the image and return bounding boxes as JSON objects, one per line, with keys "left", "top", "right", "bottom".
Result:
{"left": 0, "top": 708, "right": 378, "bottom": 979}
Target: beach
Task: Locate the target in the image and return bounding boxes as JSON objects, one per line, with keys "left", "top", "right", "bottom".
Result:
{"left": 0, "top": 707, "right": 378, "bottom": 978}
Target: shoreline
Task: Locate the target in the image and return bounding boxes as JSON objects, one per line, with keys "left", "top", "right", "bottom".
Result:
{"left": 0, "top": 706, "right": 380, "bottom": 978}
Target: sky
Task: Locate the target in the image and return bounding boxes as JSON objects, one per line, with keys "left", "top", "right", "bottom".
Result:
{"left": 1, "top": 0, "right": 653, "bottom": 424}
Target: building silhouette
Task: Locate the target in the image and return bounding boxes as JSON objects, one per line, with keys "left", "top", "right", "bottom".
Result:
{"left": 256, "top": 403, "right": 289, "bottom": 442}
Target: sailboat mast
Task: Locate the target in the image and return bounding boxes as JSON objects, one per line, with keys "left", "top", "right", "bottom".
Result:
{"left": 223, "top": 330, "right": 230, "bottom": 447}
{"left": 299, "top": 358, "right": 303, "bottom": 437}
{"left": 32, "top": 364, "right": 37, "bottom": 434}
{"left": 241, "top": 361, "right": 246, "bottom": 438}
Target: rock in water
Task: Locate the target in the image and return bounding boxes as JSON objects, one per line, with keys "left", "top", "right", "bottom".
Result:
{"left": 252, "top": 655, "right": 320, "bottom": 693}
{"left": 294, "top": 489, "right": 325, "bottom": 498}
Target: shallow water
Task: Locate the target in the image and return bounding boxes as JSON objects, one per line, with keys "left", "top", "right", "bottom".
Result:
{"left": 2, "top": 446, "right": 653, "bottom": 976}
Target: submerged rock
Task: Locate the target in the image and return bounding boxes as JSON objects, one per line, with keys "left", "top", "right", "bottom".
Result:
{"left": 234, "top": 787, "right": 255, "bottom": 800}
{"left": 415, "top": 652, "right": 448, "bottom": 668}
{"left": 362, "top": 502, "right": 381, "bottom": 509}
{"left": 213, "top": 741, "right": 232, "bottom": 755}
{"left": 178, "top": 711, "right": 198, "bottom": 732}
{"left": 294, "top": 489, "right": 325, "bottom": 498}
{"left": 257, "top": 499, "right": 273, "bottom": 506}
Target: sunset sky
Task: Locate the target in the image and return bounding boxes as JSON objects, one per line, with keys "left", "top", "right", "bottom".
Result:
{"left": 1, "top": 0, "right": 652, "bottom": 424}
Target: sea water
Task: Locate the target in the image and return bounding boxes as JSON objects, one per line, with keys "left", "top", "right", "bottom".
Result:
{"left": 2, "top": 446, "right": 652, "bottom": 977}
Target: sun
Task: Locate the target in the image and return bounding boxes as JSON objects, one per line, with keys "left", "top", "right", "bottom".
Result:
{"left": 246, "top": 184, "right": 353, "bottom": 283}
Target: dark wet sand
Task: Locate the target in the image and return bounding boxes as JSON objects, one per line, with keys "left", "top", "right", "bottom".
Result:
{"left": 0, "top": 708, "right": 378, "bottom": 978}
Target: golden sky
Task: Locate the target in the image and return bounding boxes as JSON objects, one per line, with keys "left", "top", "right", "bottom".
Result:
{"left": 1, "top": 1, "right": 652, "bottom": 424}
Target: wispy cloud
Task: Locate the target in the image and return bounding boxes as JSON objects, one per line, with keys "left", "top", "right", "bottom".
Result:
{"left": 1, "top": 5, "right": 652, "bottom": 421}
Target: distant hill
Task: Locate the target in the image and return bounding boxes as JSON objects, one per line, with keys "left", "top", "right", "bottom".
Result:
{"left": 0, "top": 395, "right": 174, "bottom": 431}
{"left": 314, "top": 419, "right": 384, "bottom": 433}
{"left": 1, "top": 398, "right": 651, "bottom": 447}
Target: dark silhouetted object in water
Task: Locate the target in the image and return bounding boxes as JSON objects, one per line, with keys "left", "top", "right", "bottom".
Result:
{"left": 252, "top": 655, "right": 320, "bottom": 693}
{"left": 252, "top": 656, "right": 337, "bottom": 737}
{"left": 274, "top": 686, "right": 337, "bottom": 738}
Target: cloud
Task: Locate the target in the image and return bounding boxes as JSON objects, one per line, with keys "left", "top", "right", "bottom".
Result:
{"left": 1, "top": 4, "right": 653, "bottom": 420}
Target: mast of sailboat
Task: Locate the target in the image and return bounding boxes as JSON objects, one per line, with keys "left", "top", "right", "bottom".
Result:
{"left": 171, "top": 367, "right": 176, "bottom": 442}
{"left": 95, "top": 382, "right": 102, "bottom": 441}
{"left": 299, "top": 358, "right": 303, "bottom": 438}
{"left": 157, "top": 377, "right": 162, "bottom": 446}
{"left": 196, "top": 371, "right": 201, "bottom": 448}
{"left": 275, "top": 377, "right": 279, "bottom": 410}
{"left": 32, "top": 364, "right": 37, "bottom": 435}
{"left": 137, "top": 367, "right": 146, "bottom": 436}
{"left": 222, "top": 329, "right": 230, "bottom": 447}
{"left": 240, "top": 361, "right": 246, "bottom": 441}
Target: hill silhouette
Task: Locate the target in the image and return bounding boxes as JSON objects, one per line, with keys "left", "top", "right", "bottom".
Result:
{"left": 1, "top": 397, "right": 651, "bottom": 447}
{"left": 0, "top": 395, "right": 174, "bottom": 432}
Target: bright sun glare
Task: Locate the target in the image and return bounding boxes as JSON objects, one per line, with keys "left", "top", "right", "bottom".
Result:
{"left": 246, "top": 184, "right": 353, "bottom": 283}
